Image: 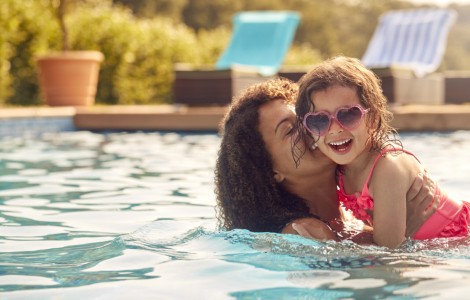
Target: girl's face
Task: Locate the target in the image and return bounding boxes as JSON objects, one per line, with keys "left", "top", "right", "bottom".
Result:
{"left": 308, "top": 85, "right": 370, "bottom": 166}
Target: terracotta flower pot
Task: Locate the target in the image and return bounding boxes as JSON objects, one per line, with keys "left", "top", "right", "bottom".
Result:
{"left": 37, "top": 51, "right": 104, "bottom": 106}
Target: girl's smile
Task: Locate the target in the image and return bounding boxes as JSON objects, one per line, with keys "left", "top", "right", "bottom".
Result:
{"left": 328, "top": 138, "right": 353, "bottom": 153}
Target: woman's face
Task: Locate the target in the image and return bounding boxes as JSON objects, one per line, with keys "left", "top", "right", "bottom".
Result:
{"left": 258, "top": 99, "right": 334, "bottom": 183}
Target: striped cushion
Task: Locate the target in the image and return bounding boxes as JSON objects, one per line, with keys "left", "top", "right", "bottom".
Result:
{"left": 362, "top": 9, "right": 457, "bottom": 77}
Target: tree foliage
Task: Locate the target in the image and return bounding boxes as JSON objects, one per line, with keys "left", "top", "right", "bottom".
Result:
{"left": 113, "top": 0, "right": 415, "bottom": 58}
{"left": 114, "top": 0, "right": 470, "bottom": 70}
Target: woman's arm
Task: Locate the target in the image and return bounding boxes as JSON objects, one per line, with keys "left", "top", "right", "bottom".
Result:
{"left": 405, "top": 171, "right": 439, "bottom": 237}
{"left": 282, "top": 217, "right": 338, "bottom": 241}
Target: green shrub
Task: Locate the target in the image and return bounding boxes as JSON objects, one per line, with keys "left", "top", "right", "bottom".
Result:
{"left": 0, "top": 0, "right": 57, "bottom": 105}
{"left": 192, "top": 26, "right": 231, "bottom": 66}
{"left": 57, "top": 1, "right": 200, "bottom": 104}
{"left": 63, "top": 1, "right": 229, "bottom": 104}
{"left": 284, "top": 43, "right": 323, "bottom": 66}
{"left": 111, "top": 18, "right": 198, "bottom": 104}
{"left": 0, "top": 1, "right": 15, "bottom": 103}
{"left": 68, "top": 3, "right": 142, "bottom": 104}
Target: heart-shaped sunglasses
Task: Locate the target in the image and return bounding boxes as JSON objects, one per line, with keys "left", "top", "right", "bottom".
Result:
{"left": 302, "top": 105, "right": 370, "bottom": 137}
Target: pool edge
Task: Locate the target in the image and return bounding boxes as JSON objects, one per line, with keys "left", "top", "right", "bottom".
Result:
{"left": 1, "top": 104, "right": 470, "bottom": 133}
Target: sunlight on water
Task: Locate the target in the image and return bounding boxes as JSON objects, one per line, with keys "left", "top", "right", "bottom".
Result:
{"left": 0, "top": 130, "right": 469, "bottom": 299}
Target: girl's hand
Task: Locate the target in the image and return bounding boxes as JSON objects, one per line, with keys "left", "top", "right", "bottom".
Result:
{"left": 405, "top": 172, "right": 440, "bottom": 237}
{"left": 282, "top": 217, "right": 338, "bottom": 241}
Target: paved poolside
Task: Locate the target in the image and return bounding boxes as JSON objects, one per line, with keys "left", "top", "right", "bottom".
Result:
{"left": 0, "top": 104, "right": 469, "bottom": 133}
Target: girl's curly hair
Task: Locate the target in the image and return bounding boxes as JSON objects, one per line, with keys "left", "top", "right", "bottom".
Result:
{"left": 293, "top": 56, "right": 400, "bottom": 163}
{"left": 215, "top": 78, "right": 312, "bottom": 232}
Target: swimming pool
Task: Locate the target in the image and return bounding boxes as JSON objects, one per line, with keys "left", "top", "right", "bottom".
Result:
{"left": 0, "top": 130, "right": 469, "bottom": 299}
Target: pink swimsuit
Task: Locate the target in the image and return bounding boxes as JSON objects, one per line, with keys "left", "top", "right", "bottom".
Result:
{"left": 337, "top": 148, "right": 470, "bottom": 240}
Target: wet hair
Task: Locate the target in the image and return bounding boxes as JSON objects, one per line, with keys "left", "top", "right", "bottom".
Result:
{"left": 215, "top": 78, "right": 312, "bottom": 232}
{"left": 294, "top": 56, "right": 400, "bottom": 162}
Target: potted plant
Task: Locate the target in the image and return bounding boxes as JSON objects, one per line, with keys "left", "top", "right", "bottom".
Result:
{"left": 37, "top": 0, "right": 104, "bottom": 106}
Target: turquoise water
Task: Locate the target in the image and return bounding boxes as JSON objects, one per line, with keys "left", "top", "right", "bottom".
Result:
{"left": 0, "top": 130, "right": 469, "bottom": 299}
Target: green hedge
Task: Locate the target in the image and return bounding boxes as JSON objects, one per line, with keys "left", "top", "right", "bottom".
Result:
{"left": 0, "top": 0, "right": 320, "bottom": 106}
{"left": 68, "top": 2, "right": 215, "bottom": 104}
{"left": 0, "top": 0, "right": 57, "bottom": 105}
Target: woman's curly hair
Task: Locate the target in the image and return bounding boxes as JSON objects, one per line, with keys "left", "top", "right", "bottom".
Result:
{"left": 294, "top": 56, "right": 400, "bottom": 163}
{"left": 215, "top": 78, "right": 312, "bottom": 232}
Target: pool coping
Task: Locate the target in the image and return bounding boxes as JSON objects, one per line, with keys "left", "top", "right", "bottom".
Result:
{"left": 1, "top": 104, "right": 470, "bottom": 132}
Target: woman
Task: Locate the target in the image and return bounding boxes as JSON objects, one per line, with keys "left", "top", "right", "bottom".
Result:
{"left": 214, "top": 77, "right": 437, "bottom": 241}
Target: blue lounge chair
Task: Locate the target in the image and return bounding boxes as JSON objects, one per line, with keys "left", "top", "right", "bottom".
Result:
{"left": 173, "top": 11, "right": 300, "bottom": 105}
{"left": 362, "top": 8, "right": 457, "bottom": 77}
{"left": 216, "top": 11, "right": 300, "bottom": 76}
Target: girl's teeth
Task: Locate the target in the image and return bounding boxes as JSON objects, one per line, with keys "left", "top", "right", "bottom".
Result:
{"left": 329, "top": 139, "right": 351, "bottom": 146}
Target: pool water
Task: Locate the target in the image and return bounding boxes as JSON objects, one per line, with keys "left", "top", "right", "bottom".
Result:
{"left": 0, "top": 130, "right": 469, "bottom": 299}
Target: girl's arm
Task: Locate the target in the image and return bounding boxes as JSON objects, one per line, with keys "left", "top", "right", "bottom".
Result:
{"left": 369, "top": 154, "right": 424, "bottom": 248}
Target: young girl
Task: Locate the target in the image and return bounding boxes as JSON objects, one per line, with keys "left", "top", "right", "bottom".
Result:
{"left": 294, "top": 56, "right": 470, "bottom": 248}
